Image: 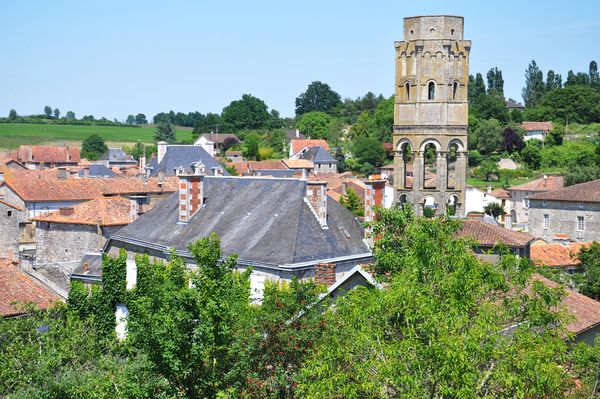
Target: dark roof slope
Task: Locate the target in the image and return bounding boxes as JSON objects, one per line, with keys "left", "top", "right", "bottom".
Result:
{"left": 78, "top": 164, "right": 118, "bottom": 178}
{"left": 147, "top": 145, "right": 226, "bottom": 177}
{"left": 298, "top": 146, "right": 337, "bottom": 164}
{"left": 110, "top": 177, "right": 370, "bottom": 266}
{"left": 101, "top": 148, "right": 136, "bottom": 163}
{"left": 529, "top": 179, "right": 600, "bottom": 203}
{"left": 199, "top": 133, "right": 240, "bottom": 144}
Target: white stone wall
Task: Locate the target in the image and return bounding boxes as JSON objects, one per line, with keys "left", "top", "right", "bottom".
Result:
{"left": 529, "top": 200, "right": 600, "bottom": 243}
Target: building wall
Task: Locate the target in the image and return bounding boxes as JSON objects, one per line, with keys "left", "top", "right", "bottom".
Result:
{"left": 465, "top": 187, "right": 500, "bottom": 214}
{"left": 529, "top": 200, "right": 600, "bottom": 243}
{"left": 508, "top": 190, "right": 533, "bottom": 226}
{"left": 314, "top": 163, "right": 337, "bottom": 174}
{"left": 0, "top": 202, "right": 26, "bottom": 257}
{"left": 35, "top": 222, "right": 101, "bottom": 266}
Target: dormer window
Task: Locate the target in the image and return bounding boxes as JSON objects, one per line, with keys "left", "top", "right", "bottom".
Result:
{"left": 428, "top": 81, "right": 435, "bottom": 100}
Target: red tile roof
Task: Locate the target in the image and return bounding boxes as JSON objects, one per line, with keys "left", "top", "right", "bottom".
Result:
{"left": 290, "top": 139, "right": 329, "bottom": 155}
{"left": 283, "top": 159, "right": 314, "bottom": 169}
{"left": 247, "top": 160, "right": 287, "bottom": 170}
{"left": 490, "top": 188, "right": 510, "bottom": 199}
{"left": 31, "top": 196, "right": 134, "bottom": 226}
{"left": 508, "top": 176, "right": 564, "bottom": 192}
{"left": 532, "top": 274, "right": 600, "bottom": 335}
{"left": 521, "top": 121, "right": 553, "bottom": 132}
{"left": 457, "top": 219, "right": 535, "bottom": 247}
{"left": 17, "top": 145, "right": 80, "bottom": 164}
{"left": 529, "top": 178, "right": 600, "bottom": 203}
{"left": 531, "top": 242, "right": 591, "bottom": 268}
{"left": 2, "top": 177, "right": 177, "bottom": 202}
{"left": 0, "top": 259, "right": 61, "bottom": 317}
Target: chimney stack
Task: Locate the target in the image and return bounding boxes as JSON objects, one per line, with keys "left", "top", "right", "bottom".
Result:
{"left": 139, "top": 155, "right": 146, "bottom": 170}
{"left": 129, "top": 198, "right": 139, "bottom": 222}
{"left": 306, "top": 181, "right": 328, "bottom": 228}
{"left": 504, "top": 213, "right": 513, "bottom": 230}
{"left": 315, "top": 263, "right": 336, "bottom": 286}
{"left": 543, "top": 174, "right": 548, "bottom": 187}
{"left": 157, "top": 141, "right": 167, "bottom": 164}
{"left": 364, "top": 175, "right": 386, "bottom": 245}
{"left": 57, "top": 167, "right": 68, "bottom": 180}
{"left": 178, "top": 172, "right": 205, "bottom": 224}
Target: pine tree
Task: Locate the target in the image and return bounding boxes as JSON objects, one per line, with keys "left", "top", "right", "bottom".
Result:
{"left": 522, "top": 60, "right": 545, "bottom": 107}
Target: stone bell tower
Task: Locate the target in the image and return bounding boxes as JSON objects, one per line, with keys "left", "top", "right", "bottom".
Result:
{"left": 393, "top": 16, "right": 470, "bottom": 216}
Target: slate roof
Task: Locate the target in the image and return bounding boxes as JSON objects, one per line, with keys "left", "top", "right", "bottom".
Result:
{"left": 291, "top": 139, "right": 329, "bottom": 155}
{"left": 0, "top": 258, "right": 61, "bottom": 317}
{"left": 252, "top": 169, "right": 299, "bottom": 178}
{"left": 506, "top": 99, "right": 525, "bottom": 110}
{"left": 101, "top": 148, "right": 136, "bottom": 163}
{"left": 147, "top": 145, "right": 226, "bottom": 177}
{"left": 198, "top": 133, "right": 240, "bottom": 144}
{"left": 78, "top": 164, "right": 118, "bottom": 178}
{"left": 508, "top": 176, "right": 564, "bottom": 192}
{"left": 457, "top": 219, "right": 535, "bottom": 248}
{"left": 71, "top": 253, "right": 103, "bottom": 283}
{"left": 1, "top": 177, "right": 177, "bottom": 202}
{"left": 31, "top": 196, "right": 132, "bottom": 226}
{"left": 298, "top": 146, "right": 337, "bottom": 164}
{"left": 285, "top": 129, "right": 306, "bottom": 141}
{"left": 521, "top": 121, "right": 553, "bottom": 131}
{"left": 529, "top": 178, "right": 600, "bottom": 203}
{"left": 531, "top": 242, "right": 591, "bottom": 268}
{"left": 17, "top": 145, "right": 80, "bottom": 164}
{"left": 110, "top": 176, "right": 371, "bottom": 267}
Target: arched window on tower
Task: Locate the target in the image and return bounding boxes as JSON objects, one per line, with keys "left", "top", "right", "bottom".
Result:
{"left": 404, "top": 82, "right": 410, "bottom": 100}
{"left": 452, "top": 81, "right": 459, "bottom": 100}
{"left": 428, "top": 81, "right": 435, "bottom": 100}
{"left": 447, "top": 143, "right": 459, "bottom": 189}
{"left": 423, "top": 142, "right": 437, "bottom": 189}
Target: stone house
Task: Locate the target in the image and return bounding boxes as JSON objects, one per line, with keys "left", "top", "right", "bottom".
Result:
{"left": 147, "top": 142, "right": 225, "bottom": 177}
{"left": 104, "top": 174, "right": 380, "bottom": 301}
{"left": 100, "top": 148, "right": 137, "bottom": 168}
{"left": 289, "top": 139, "right": 329, "bottom": 158}
{"left": 194, "top": 133, "right": 241, "bottom": 157}
{"left": 507, "top": 175, "right": 563, "bottom": 228}
{"left": 296, "top": 146, "right": 337, "bottom": 174}
{"left": 528, "top": 179, "right": 600, "bottom": 243}
{"left": 521, "top": 121, "right": 553, "bottom": 142}
{"left": 16, "top": 145, "right": 80, "bottom": 169}
{"left": 225, "top": 150, "right": 243, "bottom": 163}
{"left": 0, "top": 197, "right": 26, "bottom": 258}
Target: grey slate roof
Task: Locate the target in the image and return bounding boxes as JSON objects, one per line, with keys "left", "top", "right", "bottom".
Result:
{"left": 147, "top": 145, "right": 227, "bottom": 177}
{"left": 298, "top": 146, "right": 337, "bottom": 164}
{"left": 71, "top": 253, "right": 103, "bottom": 283}
{"left": 109, "top": 177, "right": 370, "bottom": 267}
{"left": 78, "top": 164, "right": 118, "bottom": 178}
{"left": 101, "top": 148, "right": 136, "bottom": 163}
{"left": 253, "top": 169, "right": 298, "bottom": 178}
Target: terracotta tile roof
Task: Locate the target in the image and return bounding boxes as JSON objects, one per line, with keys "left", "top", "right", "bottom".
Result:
{"left": 531, "top": 242, "right": 591, "bottom": 268}
{"left": 225, "top": 150, "right": 242, "bottom": 155}
{"left": 529, "top": 178, "right": 600, "bottom": 203}
{"left": 508, "top": 176, "right": 564, "bottom": 192}
{"left": 490, "top": 188, "right": 510, "bottom": 199}
{"left": 532, "top": 274, "right": 600, "bottom": 335}
{"left": 31, "top": 196, "right": 134, "bottom": 226}
{"left": 227, "top": 162, "right": 249, "bottom": 175}
{"left": 521, "top": 121, "right": 553, "bottom": 131}
{"left": 247, "top": 160, "right": 287, "bottom": 170}
{"left": 380, "top": 164, "right": 395, "bottom": 170}
{"left": 283, "top": 159, "right": 314, "bottom": 169}
{"left": 457, "top": 219, "right": 535, "bottom": 247}
{"left": 0, "top": 258, "right": 61, "bottom": 317}
{"left": 2, "top": 177, "right": 177, "bottom": 202}
{"left": 17, "top": 145, "right": 80, "bottom": 164}
{"left": 290, "top": 139, "right": 329, "bottom": 155}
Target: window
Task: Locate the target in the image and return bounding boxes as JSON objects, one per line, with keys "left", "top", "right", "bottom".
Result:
{"left": 126, "top": 259, "right": 137, "bottom": 290}
{"left": 7, "top": 211, "right": 12, "bottom": 217}
{"left": 452, "top": 81, "right": 459, "bottom": 100}
{"left": 405, "top": 82, "right": 410, "bottom": 100}
{"left": 250, "top": 273, "right": 265, "bottom": 304}
{"left": 543, "top": 214, "right": 549, "bottom": 229}
{"left": 577, "top": 216, "right": 585, "bottom": 231}
{"left": 542, "top": 201, "right": 546, "bottom": 207}
{"left": 523, "top": 198, "right": 529, "bottom": 208}
{"left": 428, "top": 81, "right": 435, "bottom": 100}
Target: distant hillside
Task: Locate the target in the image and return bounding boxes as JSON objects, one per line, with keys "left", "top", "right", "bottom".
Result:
{"left": 0, "top": 123, "right": 193, "bottom": 149}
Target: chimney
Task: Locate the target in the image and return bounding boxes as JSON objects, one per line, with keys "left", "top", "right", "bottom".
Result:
{"left": 295, "top": 129, "right": 300, "bottom": 138}
{"left": 57, "top": 166, "right": 68, "bottom": 180}
{"left": 139, "top": 155, "right": 146, "bottom": 170}
{"left": 157, "top": 141, "right": 167, "bottom": 164}
{"left": 178, "top": 173, "right": 205, "bottom": 224}
{"left": 543, "top": 174, "right": 548, "bottom": 187}
{"left": 211, "top": 166, "right": 220, "bottom": 176}
{"left": 341, "top": 181, "right": 348, "bottom": 196}
{"left": 504, "top": 213, "right": 512, "bottom": 230}
{"left": 364, "top": 175, "right": 386, "bottom": 245}
{"left": 129, "top": 198, "right": 139, "bottom": 222}
{"left": 315, "top": 263, "right": 336, "bottom": 286}
{"left": 306, "top": 181, "right": 328, "bottom": 228}
{"left": 59, "top": 207, "right": 74, "bottom": 216}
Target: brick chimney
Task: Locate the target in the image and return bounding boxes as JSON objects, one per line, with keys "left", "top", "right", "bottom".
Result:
{"left": 315, "top": 263, "right": 336, "bottom": 286}
{"left": 364, "top": 175, "right": 386, "bottom": 245}
{"left": 129, "top": 198, "right": 139, "bottom": 222}
{"left": 178, "top": 173, "right": 205, "bottom": 224}
{"left": 157, "top": 141, "right": 167, "bottom": 164}
{"left": 306, "top": 181, "right": 328, "bottom": 228}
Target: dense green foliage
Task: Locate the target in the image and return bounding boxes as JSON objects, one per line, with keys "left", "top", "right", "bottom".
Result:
{"left": 154, "top": 121, "right": 177, "bottom": 143}
{"left": 80, "top": 134, "right": 108, "bottom": 160}
{"left": 339, "top": 186, "right": 364, "bottom": 217}
{"left": 295, "top": 81, "right": 342, "bottom": 115}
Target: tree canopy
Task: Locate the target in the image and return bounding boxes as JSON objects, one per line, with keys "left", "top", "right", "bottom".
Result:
{"left": 221, "top": 94, "right": 271, "bottom": 132}
{"left": 295, "top": 81, "right": 342, "bottom": 115}
{"left": 81, "top": 134, "right": 108, "bottom": 160}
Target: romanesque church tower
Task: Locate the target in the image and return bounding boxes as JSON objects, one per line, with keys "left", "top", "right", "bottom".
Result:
{"left": 393, "top": 16, "right": 470, "bottom": 216}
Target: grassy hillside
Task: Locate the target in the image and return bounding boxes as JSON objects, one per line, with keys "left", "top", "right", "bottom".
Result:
{"left": 0, "top": 123, "right": 193, "bottom": 149}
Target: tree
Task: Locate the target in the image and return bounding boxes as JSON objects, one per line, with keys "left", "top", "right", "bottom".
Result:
{"left": 546, "top": 70, "right": 562, "bottom": 91}
{"left": 590, "top": 60, "right": 600, "bottom": 88}
{"left": 352, "top": 136, "right": 385, "bottom": 169}
{"left": 479, "top": 159, "right": 499, "bottom": 181}
{"left": 501, "top": 126, "right": 524, "bottom": 153}
{"left": 81, "top": 134, "right": 108, "bottom": 160}
{"left": 258, "top": 146, "right": 275, "bottom": 160}
{"left": 521, "top": 139, "right": 542, "bottom": 169}
{"left": 575, "top": 243, "right": 600, "bottom": 300}
{"left": 565, "top": 164, "right": 600, "bottom": 186}
{"left": 134, "top": 113, "right": 147, "bottom": 125}
{"left": 8, "top": 109, "right": 17, "bottom": 120}
{"left": 544, "top": 126, "right": 564, "bottom": 146}
{"left": 484, "top": 201, "right": 504, "bottom": 219}
{"left": 474, "top": 118, "right": 502, "bottom": 155}
{"left": 154, "top": 121, "right": 176, "bottom": 143}
{"left": 522, "top": 60, "right": 545, "bottom": 107}
{"left": 298, "top": 205, "right": 572, "bottom": 398}
{"left": 296, "top": 111, "right": 334, "bottom": 139}
{"left": 339, "top": 187, "right": 364, "bottom": 217}
{"left": 221, "top": 94, "right": 270, "bottom": 132}
{"left": 126, "top": 115, "right": 135, "bottom": 125}
{"left": 65, "top": 111, "right": 76, "bottom": 119}
{"left": 43, "top": 105, "right": 52, "bottom": 118}
{"left": 538, "top": 84, "right": 600, "bottom": 124}
{"left": 486, "top": 67, "right": 504, "bottom": 96}
{"left": 295, "top": 81, "right": 342, "bottom": 115}
{"left": 241, "top": 132, "right": 261, "bottom": 160}
{"left": 468, "top": 73, "right": 486, "bottom": 105}
{"left": 53, "top": 108, "right": 60, "bottom": 119}
{"left": 82, "top": 114, "right": 95, "bottom": 121}
{"left": 475, "top": 93, "right": 509, "bottom": 123}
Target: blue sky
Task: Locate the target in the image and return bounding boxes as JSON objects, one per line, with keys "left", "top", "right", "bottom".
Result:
{"left": 1, "top": 0, "right": 599, "bottom": 120}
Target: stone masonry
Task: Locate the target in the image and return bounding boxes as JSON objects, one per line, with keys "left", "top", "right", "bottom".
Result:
{"left": 0, "top": 200, "right": 26, "bottom": 257}
{"left": 529, "top": 199, "right": 600, "bottom": 243}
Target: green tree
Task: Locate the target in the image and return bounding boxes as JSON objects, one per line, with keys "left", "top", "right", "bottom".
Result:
{"left": 539, "top": 84, "right": 600, "bottom": 124}
{"left": 339, "top": 186, "right": 364, "bottom": 217}
{"left": 468, "top": 73, "right": 486, "bottom": 105}
{"left": 575, "top": 243, "right": 600, "bottom": 300}
{"left": 352, "top": 136, "right": 385, "bottom": 169}
{"left": 296, "top": 111, "right": 334, "bottom": 139}
{"left": 479, "top": 159, "right": 499, "bottom": 181}
{"left": 43, "top": 105, "right": 52, "bottom": 118}
{"left": 65, "top": 111, "right": 76, "bottom": 119}
{"left": 590, "top": 60, "right": 599, "bottom": 88}
{"left": 192, "top": 113, "right": 222, "bottom": 139}
{"left": 295, "top": 81, "right": 342, "bottom": 115}
{"left": 474, "top": 118, "right": 502, "bottom": 155}
{"left": 484, "top": 201, "right": 505, "bottom": 219}
{"left": 154, "top": 121, "right": 176, "bottom": 143}
{"left": 298, "top": 205, "right": 572, "bottom": 398}
{"left": 486, "top": 67, "right": 504, "bottom": 96}
{"left": 81, "top": 134, "right": 108, "bottom": 160}
{"left": 134, "top": 113, "right": 147, "bottom": 125}
{"left": 544, "top": 126, "right": 564, "bottom": 146}
{"left": 8, "top": 109, "right": 17, "bottom": 120}
{"left": 242, "top": 132, "right": 261, "bottom": 160}
{"left": 521, "top": 139, "right": 542, "bottom": 169}
{"left": 222, "top": 94, "right": 270, "bottom": 132}
{"left": 522, "top": 60, "right": 545, "bottom": 107}
{"left": 564, "top": 164, "right": 600, "bottom": 186}
{"left": 53, "top": 108, "right": 60, "bottom": 119}
{"left": 126, "top": 115, "right": 135, "bottom": 125}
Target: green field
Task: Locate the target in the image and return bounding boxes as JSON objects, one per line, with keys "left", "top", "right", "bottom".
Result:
{"left": 0, "top": 123, "right": 193, "bottom": 149}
